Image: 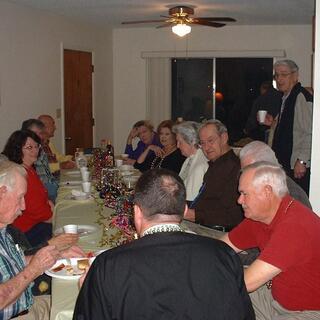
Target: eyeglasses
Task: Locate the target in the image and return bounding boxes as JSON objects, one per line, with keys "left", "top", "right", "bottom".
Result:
{"left": 273, "top": 71, "right": 295, "bottom": 80}
{"left": 199, "top": 135, "right": 220, "bottom": 148}
{"left": 23, "top": 144, "right": 41, "bottom": 151}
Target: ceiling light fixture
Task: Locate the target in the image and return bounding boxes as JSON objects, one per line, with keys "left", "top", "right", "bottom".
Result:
{"left": 172, "top": 23, "right": 191, "bottom": 37}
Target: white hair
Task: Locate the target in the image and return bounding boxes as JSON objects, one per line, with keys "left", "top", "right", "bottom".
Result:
{"left": 240, "top": 141, "right": 279, "bottom": 165}
{"left": 199, "top": 119, "right": 228, "bottom": 135}
{"left": 242, "top": 161, "right": 288, "bottom": 198}
{"left": 172, "top": 121, "right": 200, "bottom": 147}
{"left": 0, "top": 160, "right": 26, "bottom": 191}
{"left": 274, "top": 59, "right": 299, "bottom": 73}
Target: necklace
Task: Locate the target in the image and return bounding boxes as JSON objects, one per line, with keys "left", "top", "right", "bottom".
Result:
{"left": 142, "top": 223, "right": 183, "bottom": 236}
{"left": 150, "top": 147, "right": 176, "bottom": 169}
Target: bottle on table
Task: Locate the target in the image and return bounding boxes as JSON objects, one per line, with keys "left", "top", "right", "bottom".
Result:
{"left": 105, "top": 140, "right": 115, "bottom": 167}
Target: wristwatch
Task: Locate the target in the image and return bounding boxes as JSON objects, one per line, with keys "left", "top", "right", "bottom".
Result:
{"left": 297, "top": 159, "right": 307, "bottom": 166}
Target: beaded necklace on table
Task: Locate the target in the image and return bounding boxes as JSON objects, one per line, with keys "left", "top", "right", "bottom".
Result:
{"left": 150, "top": 147, "right": 177, "bottom": 169}
{"left": 142, "top": 223, "right": 183, "bottom": 237}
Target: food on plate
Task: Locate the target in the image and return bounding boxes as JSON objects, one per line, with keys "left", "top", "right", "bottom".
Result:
{"left": 52, "top": 263, "right": 65, "bottom": 272}
{"left": 77, "top": 259, "right": 90, "bottom": 270}
{"left": 86, "top": 251, "right": 95, "bottom": 258}
{"left": 65, "top": 265, "right": 74, "bottom": 275}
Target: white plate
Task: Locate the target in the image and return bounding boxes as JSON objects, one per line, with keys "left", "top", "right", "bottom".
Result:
{"left": 59, "top": 181, "right": 81, "bottom": 187}
{"left": 64, "top": 194, "right": 92, "bottom": 201}
{"left": 54, "top": 224, "right": 98, "bottom": 237}
{"left": 45, "top": 257, "right": 95, "bottom": 280}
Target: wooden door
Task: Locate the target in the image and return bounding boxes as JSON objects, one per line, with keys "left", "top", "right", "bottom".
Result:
{"left": 64, "top": 49, "right": 93, "bottom": 155}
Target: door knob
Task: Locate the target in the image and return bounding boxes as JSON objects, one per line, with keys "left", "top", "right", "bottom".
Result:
{"left": 65, "top": 137, "right": 72, "bottom": 140}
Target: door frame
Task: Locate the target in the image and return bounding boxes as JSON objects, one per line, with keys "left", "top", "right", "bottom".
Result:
{"left": 60, "top": 42, "right": 96, "bottom": 153}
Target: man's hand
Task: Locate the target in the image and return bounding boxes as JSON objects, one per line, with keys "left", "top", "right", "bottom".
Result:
{"left": 27, "top": 246, "right": 60, "bottom": 277}
{"left": 48, "top": 233, "right": 79, "bottom": 250}
{"left": 184, "top": 209, "right": 195, "bottom": 222}
{"left": 294, "top": 160, "right": 307, "bottom": 179}
{"left": 60, "top": 246, "right": 85, "bottom": 259}
{"left": 257, "top": 113, "right": 274, "bottom": 126}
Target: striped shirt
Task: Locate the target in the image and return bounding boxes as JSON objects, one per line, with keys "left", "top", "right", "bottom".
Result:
{"left": 0, "top": 228, "right": 33, "bottom": 320}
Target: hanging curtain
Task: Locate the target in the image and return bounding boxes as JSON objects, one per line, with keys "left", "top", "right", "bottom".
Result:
{"left": 146, "top": 58, "right": 171, "bottom": 127}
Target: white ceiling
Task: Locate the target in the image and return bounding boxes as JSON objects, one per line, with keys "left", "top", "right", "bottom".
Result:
{"left": 8, "top": 0, "right": 315, "bottom": 27}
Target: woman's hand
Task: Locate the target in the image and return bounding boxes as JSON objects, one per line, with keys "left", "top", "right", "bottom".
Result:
{"left": 127, "top": 127, "right": 138, "bottom": 144}
{"left": 148, "top": 145, "right": 164, "bottom": 157}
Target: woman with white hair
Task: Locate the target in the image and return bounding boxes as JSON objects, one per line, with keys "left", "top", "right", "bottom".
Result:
{"left": 173, "top": 121, "right": 208, "bottom": 203}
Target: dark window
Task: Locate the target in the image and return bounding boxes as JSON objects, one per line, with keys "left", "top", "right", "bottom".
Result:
{"left": 171, "top": 57, "right": 273, "bottom": 145}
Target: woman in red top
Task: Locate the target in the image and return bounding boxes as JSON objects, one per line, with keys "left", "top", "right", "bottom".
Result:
{"left": 2, "top": 130, "right": 53, "bottom": 246}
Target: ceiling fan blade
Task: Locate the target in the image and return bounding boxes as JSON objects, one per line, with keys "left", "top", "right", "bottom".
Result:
{"left": 121, "top": 19, "right": 167, "bottom": 25}
{"left": 192, "top": 20, "right": 226, "bottom": 28}
{"left": 195, "top": 17, "right": 236, "bottom": 22}
{"left": 156, "top": 23, "right": 174, "bottom": 29}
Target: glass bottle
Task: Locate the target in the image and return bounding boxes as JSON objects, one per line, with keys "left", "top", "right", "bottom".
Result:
{"left": 105, "top": 140, "right": 115, "bottom": 167}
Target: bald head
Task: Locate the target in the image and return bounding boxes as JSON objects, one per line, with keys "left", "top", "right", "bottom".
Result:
{"left": 38, "top": 114, "right": 56, "bottom": 138}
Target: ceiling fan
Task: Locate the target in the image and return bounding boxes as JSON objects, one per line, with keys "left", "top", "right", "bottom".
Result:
{"left": 122, "top": 6, "right": 236, "bottom": 37}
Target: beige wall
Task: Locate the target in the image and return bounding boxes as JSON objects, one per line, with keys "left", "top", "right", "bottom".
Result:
{"left": 113, "top": 25, "right": 312, "bottom": 154}
{"left": 0, "top": 1, "right": 113, "bottom": 152}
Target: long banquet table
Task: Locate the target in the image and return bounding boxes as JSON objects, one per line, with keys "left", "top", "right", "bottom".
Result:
{"left": 50, "top": 169, "right": 224, "bottom": 320}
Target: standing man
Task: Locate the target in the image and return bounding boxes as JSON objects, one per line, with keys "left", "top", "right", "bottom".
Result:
{"left": 267, "top": 60, "right": 313, "bottom": 194}
{"left": 38, "top": 114, "right": 75, "bottom": 173}
{"left": 221, "top": 162, "right": 320, "bottom": 319}
{"left": 185, "top": 120, "right": 243, "bottom": 231}
{"left": 74, "top": 169, "right": 254, "bottom": 320}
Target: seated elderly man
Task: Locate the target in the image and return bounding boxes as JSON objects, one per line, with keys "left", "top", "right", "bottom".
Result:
{"left": 38, "top": 114, "right": 75, "bottom": 173}
{"left": 0, "top": 160, "right": 83, "bottom": 319}
{"left": 221, "top": 162, "right": 320, "bottom": 319}
{"left": 74, "top": 168, "right": 254, "bottom": 320}
{"left": 185, "top": 120, "right": 243, "bottom": 231}
{"left": 239, "top": 140, "right": 311, "bottom": 209}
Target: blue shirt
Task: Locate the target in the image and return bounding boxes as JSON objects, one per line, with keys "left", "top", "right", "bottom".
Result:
{"left": 0, "top": 228, "right": 33, "bottom": 320}
{"left": 124, "top": 132, "right": 162, "bottom": 160}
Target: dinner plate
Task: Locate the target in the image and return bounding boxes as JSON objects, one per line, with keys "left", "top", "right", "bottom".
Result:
{"left": 54, "top": 224, "right": 98, "bottom": 237}
{"left": 45, "top": 257, "right": 95, "bottom": 280}
{"left": 64, "top": 193, "right": 92, "bottom": 201}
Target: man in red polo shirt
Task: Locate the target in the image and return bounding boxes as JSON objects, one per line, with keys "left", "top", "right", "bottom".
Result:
{"left": 221, "top": 161, "right": 320, "bottom": 319}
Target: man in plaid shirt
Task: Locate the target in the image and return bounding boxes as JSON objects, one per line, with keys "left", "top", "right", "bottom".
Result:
{"left": 0, "top": 160, "right": 82, "bottom": 319}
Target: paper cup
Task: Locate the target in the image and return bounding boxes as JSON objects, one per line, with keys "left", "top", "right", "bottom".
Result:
{"left": 80, "top": 167, "right": 88, "bottom": 175}
{"left": 258, "top": 110, "right": 267, "bottom": 124}
{"left": 63, "top": 224, "right": 78, "bottom": 234}
{"left": 81, "top": 171, "right": 90, "bottom": 182}
{"left": 82, "top": 182, "right": 91, "bottom": 193}
{"left": 116, "top": 159, "right": 123, "bottom": 167}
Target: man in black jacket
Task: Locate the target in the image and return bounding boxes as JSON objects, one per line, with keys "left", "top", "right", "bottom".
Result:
{"left": 73, "top": 169, "right": 254, "bottom": 320}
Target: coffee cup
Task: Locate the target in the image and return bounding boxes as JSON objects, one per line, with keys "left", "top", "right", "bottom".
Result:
{"left": 258, "top": 110, "right": 267, "bottom": 124}
{"left": 63, "top": 224, "right": 78, "bottom": 234}
{"left": 81, "top": 170, "right": 90, "bottom": 182}
{"left": 116, "top": 159, "right": 123, "bottom": 167}
{"left": 82, "top": 182, "right": 91, "bottom": 193}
